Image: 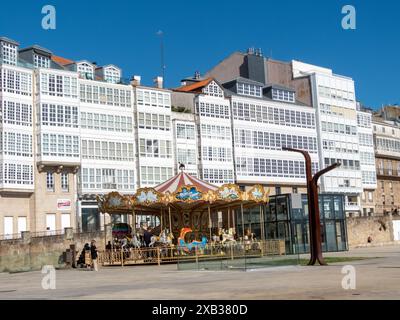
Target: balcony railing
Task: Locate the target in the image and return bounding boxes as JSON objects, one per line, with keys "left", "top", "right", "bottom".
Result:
{"left": 0, "top": 232, "right": 22, "bottom": 241}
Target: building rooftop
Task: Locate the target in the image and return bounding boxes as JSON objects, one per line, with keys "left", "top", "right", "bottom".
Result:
{"left": 174, "top": 78, "right": 213, "bottom": 93}
{"left": 52, "top": 55, "right": 75, "bottom": 66}
{"left": 264, "top": 83, "right": 296, "bottom": 92}
{"left": 19, "top": 45, "right": 53, "bottom": 56}
{"left": 0, "top": 36, "right": 19, "bottom": 46}
{"left": 224, "top": 76, "right": 265, "bottom": 87}
{"left": 223, "top": 87, "right": 308, "bottom": 107}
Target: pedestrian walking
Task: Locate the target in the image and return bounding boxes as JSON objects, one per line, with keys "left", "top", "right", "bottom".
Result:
{"left": 90, "top": 239, "right": 98, "bottom": 271}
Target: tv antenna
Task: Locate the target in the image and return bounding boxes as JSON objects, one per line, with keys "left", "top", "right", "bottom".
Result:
{"left": 157, "top": 30, "right": 166, "bottom": 82}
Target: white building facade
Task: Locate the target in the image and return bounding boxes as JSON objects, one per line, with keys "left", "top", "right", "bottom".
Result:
{"left": 357, "top": 106, "right": 377, "bottom": 216}
{"left": 77, "top": 65, "right": 136, "bottom": 230}
{"left": 292, "top": 61, "right": 364, "bottom": 215}
{"left": 34, "top": 60, "right": 81, "bottom": 233}
{"left": 134, "top": 79, "right": 174, "bottom": 188}
{"left": 0, "top": 37, "right": 34, "bottom": 238}
{"left": 196, "top": 81, "right": 234, "bottom": 185}
{"left": 174, "top": 78, "right": 235, "bottom": 186}
{"left": 225, "top": 78, "right": 319, "bottom": 193}
{"left": 172, "top": 112, "right": 198, "bottom": 176}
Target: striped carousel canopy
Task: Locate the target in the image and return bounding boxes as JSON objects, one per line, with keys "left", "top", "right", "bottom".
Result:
{"left": 154, "top": 171, "right": 218, "bottom": 194}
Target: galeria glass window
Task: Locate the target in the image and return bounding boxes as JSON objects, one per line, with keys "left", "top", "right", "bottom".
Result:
{"left": 272, "top": 89, "right": 295, "bottom": 103}
{"left": 176, "top": 123, "right": 195, "bottom": 139}
{"left": 0, "top": 69, "right": 33, "bottom": 96}
{"left": 237, "top": 82, "right": 262, "bottom": 97}
{"left": 203, "top": 81, "right": 224, "bottom": 97}
{"left": 202, "top": 168, "right": 234, "bottom": 185}
{"left": 104, "top": 67, "right": 120, "bottom": 84}
{"left": 77, "top": 63, "right": 94, "bottom": 79}
{"left": 1, "top": 42, "right": 18, "bottom": 65}
{"left": 34, "top": 54, "right": 50, "bottom": 68}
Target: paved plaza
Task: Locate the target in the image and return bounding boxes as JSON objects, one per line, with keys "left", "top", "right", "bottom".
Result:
{"left": 0, "top": 245, "right": 399, "bottom": 300}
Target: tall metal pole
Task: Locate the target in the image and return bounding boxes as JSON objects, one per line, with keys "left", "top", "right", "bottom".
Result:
{"left": 228, "top": 207, "right": 230, "bottom": 229}
{"left": 241, "top": 203, "right": 245, "bottom": 240}
{"left": 282, "top": 147, "right": 340, "bottom": 265}
{"left": 103, "top": 211, "right": 106, "bottom": 249}
{"left": 168, "top": 205, "right": 172, "bottom": 234}
{"left": 232, "top": 209, "right": 236, "bottom": 233}
{"left": 161, "top": 207, "right": 163, "bottom": 231}
{"left": 208, "top": 205, "right": 212, "bottom": 241}
{"left": 259, "top": 205, "right": 264, "bottom": 241}
{"left": 157, "top": 30, "right": 166, "bottom": 82}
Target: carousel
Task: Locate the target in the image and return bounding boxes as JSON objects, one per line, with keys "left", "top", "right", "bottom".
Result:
{"left": 97, "top": 170, "right": 271, "bottom": 264}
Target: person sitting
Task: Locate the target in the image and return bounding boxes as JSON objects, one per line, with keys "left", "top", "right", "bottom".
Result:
{"left": 77, "top": 243, "right": 91, "bottom": 268}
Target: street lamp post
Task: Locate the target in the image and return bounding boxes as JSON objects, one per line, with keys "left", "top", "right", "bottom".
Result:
{"left": 282, "top": 147, "right": 341, "bottom": 265}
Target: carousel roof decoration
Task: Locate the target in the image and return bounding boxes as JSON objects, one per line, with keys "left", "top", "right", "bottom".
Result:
{"left": 133, "top": 187, "right": 162, "bottom": 205}
{"left": 97, "top": 170, "right": 270, "bottom": 214}
{"left": 248, "top": 184, "right": 270, "bottom": 203}
{"left": 154, "top": 171, "right": 217, "bottom": 194}
{"left": 216, "top": 183, "right": 242, "bottom": 202}
{"left": 97, "top": 191, "right": 133, "bottom": 213}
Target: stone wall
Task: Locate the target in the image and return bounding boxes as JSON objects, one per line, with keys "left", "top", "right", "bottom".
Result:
{"left": 0, "top": 227, "right": 110, "bottom": 273}
{"left": 346, "top": 216, "right": 394, "bottom": 248}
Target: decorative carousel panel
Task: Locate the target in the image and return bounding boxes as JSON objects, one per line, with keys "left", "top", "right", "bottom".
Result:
{"left": 174, "top": 185, "right": 203, "bottom": 202}
{"left": 103, "top": 192, "right": 131, "bottom": 211}
{"left": 96, "top": 194, "right": 106, "bottom": 212}
{"left": 133, "top": 188, "right": 162, "bottom": 205}
{"left": 217, "top": 184, "right": 242, "bottom": 201}
{"left": 161, "top": 191, "right": 175, "bottom": 205}
{"left": 203, "top": 190, "right": 218, "bottom": 203}
{"left": 248, "top": 185, "right": 270, "bottom": 203}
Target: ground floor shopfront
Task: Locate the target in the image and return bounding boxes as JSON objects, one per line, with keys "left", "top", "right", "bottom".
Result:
{"left": 236, "top": 193, "right": 347, "bottom": 254}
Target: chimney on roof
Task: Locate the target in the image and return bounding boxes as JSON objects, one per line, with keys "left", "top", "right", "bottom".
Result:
{"left": 131, "top": 75, "right": 141, "bottom": 86}
{"left": 153, "top": 76, "right": 163, "bottom": 89}
{"left": 194, "top": 71, "right": 201, "bottom": 80}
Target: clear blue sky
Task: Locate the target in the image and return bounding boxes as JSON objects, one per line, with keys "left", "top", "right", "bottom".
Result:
{"left": 0, "top": 0, "right": 397, "bottom": 108}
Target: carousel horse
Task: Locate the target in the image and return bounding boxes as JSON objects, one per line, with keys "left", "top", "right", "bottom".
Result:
{"left": 146, "top": 229, "right": 174, "bottom": 248}
{"left": 158, "top": 228, "right": 174, "bottom": 246}
{"left": 221, "top": 228, "right": 236, "bottom": 244}
{"left": 159, "top": 229, "right": 168, "bottom": 244}
{"left": 149, "top": 235, "right": 158, "bottom": 247}
{"left": 121, "top": 237, "right": 129, "bottom": 251}
{"left": 130, "top": 234, "right": 142, "bottom": 249}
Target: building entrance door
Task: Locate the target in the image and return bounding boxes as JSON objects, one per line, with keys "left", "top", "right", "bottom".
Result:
{"left": 17, "top": 217, "right": 27, "bottom": 234}
{"left": 46, "top": 214, "right": 56, "bottom": 235}
{"left": 4, "top": 217, "right": 13, "bottom": 239}
{"left": 61, "top": 213, "right": 71, "bottom": 230}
